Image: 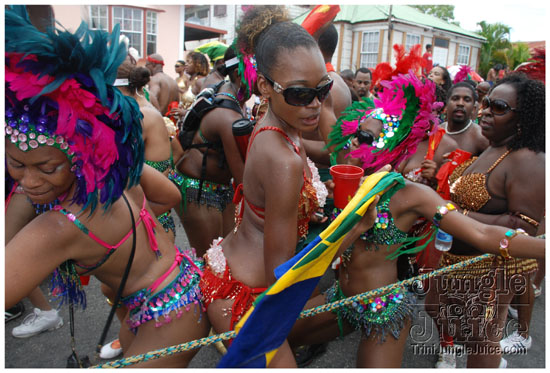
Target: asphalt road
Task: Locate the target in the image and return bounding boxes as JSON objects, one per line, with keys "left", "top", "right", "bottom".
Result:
{"left": 4, "top": 210, "right": 545, "bottom": 368}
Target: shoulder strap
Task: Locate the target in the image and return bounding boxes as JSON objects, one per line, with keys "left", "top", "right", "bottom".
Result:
{"left": 247, "top": 126, "right": 300, "bottom": 157}
{"left": 96, "top": 193, "right": 136, "bottom": 354}
{"left": 486, "top": 149, "right": 511, "bottom": 174}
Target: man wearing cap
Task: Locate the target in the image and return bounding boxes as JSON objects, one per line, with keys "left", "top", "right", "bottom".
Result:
{"left": 145, "top": 53, "right": 179, "bottom": 116}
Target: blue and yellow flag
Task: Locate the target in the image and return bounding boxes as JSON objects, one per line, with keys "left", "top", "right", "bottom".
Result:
{"left": 218, "top": 171, "right": 404, "bottom": 367}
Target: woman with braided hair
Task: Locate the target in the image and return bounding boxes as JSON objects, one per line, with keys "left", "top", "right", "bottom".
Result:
{"left": 287, "top": 71, "right": 545, "bottom": 368}
{"left": 4, "top": 7, "right": 209, "bottom": 367}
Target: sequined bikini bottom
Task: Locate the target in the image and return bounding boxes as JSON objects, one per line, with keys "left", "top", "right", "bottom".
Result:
{"left": 325, "top": 280, "right": 416, "bottom": 343}
{"left": 121, "top": 246, "right": 204, "bottom": 333}
{"left": 168, "top": 170, "right": 233, "bottom": 212}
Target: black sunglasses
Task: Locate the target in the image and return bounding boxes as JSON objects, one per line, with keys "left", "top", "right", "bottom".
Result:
{"left": 355, "top": 129, "right": 375, "bottom": 145}
{"left": 481, "top": 96, "right": 516, "bottom": 116}
{"left": 263, "top": 74, "right": 333, "bottom": 106}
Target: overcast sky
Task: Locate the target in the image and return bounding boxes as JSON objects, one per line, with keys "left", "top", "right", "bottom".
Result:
{"left": 451, "top": 1, "right": 546, "bottom": 42}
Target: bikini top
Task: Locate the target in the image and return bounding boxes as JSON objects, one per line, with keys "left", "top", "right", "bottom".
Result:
{"left": 359, "top": 199, "right": 409, "bottom": 246}
{"left": 234, "top": 126, "right": 319, "bottom": 238}
{"left": 53, "top": 194, "right": 160, "bottom": 274}
{"left": 449, "top": 149, "right": 511, "bottom": 212}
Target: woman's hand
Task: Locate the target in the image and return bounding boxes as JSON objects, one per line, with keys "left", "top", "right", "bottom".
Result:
{"left": 169, "top": 106, "right": 187, "bottom": 118}
{"left": 355, "top": 195, "right": 380, "bottom": 232}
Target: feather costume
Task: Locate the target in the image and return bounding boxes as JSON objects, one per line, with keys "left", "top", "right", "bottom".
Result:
{"left": 5, "top": 5, "right": 145, "bottom": 308}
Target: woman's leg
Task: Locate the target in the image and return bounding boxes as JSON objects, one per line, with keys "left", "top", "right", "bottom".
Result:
{"left": 356, "top": 320, "right": 411, "bottom": 368}
{"left": 465, "top": 281, "right": 515, "bottom": 368}
{"left": 122, "top": 306, "right": 210, "bottom": 368}
{"left": 27, "top": 287, "right": 53, "bottom": 311}
{"left": 514, "top": 275, "right": 535, "bottom": 339}
{"left": 288, "top": 293, "right": 353, "bottom": 349}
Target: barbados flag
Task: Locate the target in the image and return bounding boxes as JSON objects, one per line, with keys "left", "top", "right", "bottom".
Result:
{"left": 218, "top": 171, "right": 404, "bottom": 367}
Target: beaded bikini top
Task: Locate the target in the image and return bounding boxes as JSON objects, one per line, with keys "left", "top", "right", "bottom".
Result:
{"left": 449, "top": 150, "right": 511, "bottom": 212}
{"left": 234, "top": 126, "right": 319, "bottom": 239}
{"left": 361, "top": 199, "right": 409, "bottom": 246}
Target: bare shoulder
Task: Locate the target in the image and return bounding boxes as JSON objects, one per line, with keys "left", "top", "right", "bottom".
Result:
{"left": 249, "top": 129, "right": 303, "bottom": 177}
{"left": 12, "top": 208, "right": 81, "bottom": 257}
{"left": 140, "top": 104, "right": 163, "bottom": 120}
{"left": 508, "top": 148, "right": 545, "bottom": 170}
{"left": 438, "top": 133, "right": 459, "bottom": 154}
{"left": 391, "top": 180, "right": 440, "bottom": 217}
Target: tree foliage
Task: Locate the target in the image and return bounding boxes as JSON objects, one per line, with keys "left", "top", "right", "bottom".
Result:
{"left": 507, "top": 43, "right": 533, "bottom": 70}
{"left": 411, "top": 5, "right": 459, "bottom": 25}
{"left": 476, "top": 21, "right": 512, "bottom": 77}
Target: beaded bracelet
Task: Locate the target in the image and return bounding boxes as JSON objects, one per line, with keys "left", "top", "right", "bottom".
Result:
{"left": 432, "top": 203, "right": 456, "bottom": 227}
{"left": 499, "top": 228, "right": 528, "bottom": 259}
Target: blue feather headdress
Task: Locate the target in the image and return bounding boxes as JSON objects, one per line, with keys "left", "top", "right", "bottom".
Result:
{"left": 5, "top": 5, "right": 144, "bottom": 213}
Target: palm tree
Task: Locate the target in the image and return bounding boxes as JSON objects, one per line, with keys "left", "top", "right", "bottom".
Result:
{"left": 507, "top": 42, "right": 533, "bottom": 70}
{"left": 477, "top": 21, "right": 512, "bottom": 78}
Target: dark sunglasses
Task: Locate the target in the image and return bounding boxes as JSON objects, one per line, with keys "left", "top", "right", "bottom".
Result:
{"left": 355, "top": 129, "right": 375, "bottom": 145}
{"left": 481, "top": 96, "right": 516, "bottom": 116}
{"left": 263, "top": 74, "right": 333, "bottom": 106}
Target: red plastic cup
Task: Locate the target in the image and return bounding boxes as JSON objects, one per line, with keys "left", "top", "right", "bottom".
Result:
{"left": 330, "top": 165, "right": 364, "bottom": 209}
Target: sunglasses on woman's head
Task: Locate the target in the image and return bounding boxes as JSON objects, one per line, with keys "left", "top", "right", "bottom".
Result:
{"left": 481, "top": 96, "right": 516, "bottom": 116}
{"left": 355, "top": 129, "right": 375, "bottom": 145}
{"left": 263, "top": 74, "right": 333, "bottom": 106}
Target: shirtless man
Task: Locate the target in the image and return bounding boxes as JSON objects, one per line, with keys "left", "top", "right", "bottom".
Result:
{"left": 303, "top": 24, "right": 352, "bottom": 165}
{"left": 443, "top": 82, "right": 489, "bottom": 156}
{"left": 145, "top": 53, "right": 179, "bottom": 116}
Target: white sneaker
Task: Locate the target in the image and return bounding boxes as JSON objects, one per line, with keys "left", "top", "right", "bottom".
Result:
{"left": 500, "top": 331, "right": 532, "bottom": 354}
{"left": 11, "top": 308, "right": 63, "bottom": 338}
{"left": 508, "top": 305, "right": 518, "bottom": 320}
{"left": 533, "top": 284, "right": 542, "bottom": 298}
{"left": 100, "top": 339, "right": 123, "bottom": 359}
{"left": 499, "top": 357, "right": 507, "bottom": 368}
{"left": 435, "top": 347, "right": 456, "bottom": 368}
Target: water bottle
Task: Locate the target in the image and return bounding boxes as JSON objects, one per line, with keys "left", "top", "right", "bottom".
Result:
{"left": 435, "top": 229, "right": 453, "bottom": 252}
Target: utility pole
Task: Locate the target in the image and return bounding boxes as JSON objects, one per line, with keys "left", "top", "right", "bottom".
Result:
{"left": 388, "top": 5, "right": 393, "bottom": 41}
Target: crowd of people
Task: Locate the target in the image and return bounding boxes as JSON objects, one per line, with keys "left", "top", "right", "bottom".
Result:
{"left": 5, "top": 5, "right": 545, "bottom": 369}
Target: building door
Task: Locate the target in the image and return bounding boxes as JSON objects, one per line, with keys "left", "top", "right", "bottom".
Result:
{"left": 433, "top": 37, "right": 449, "bottom": 67}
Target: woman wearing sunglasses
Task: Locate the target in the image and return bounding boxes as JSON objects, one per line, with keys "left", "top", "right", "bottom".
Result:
{"left": 196, "top": 6, "right": 376, "bottom": 367}
{"left": 287, "top": 71, "right": 545, "bottom": 368}
{"left": 428, "top": 72, "right": 545, "bottom": 368}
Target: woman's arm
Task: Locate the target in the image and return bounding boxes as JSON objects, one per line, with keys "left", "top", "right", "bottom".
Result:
{"left": 303, "top": 139, "right": 331, "bottom": 165}
{"left": 461, "top": 152, "right": 545, "bottom": 235}
{"left": 408, "top": 183, "right": 545, "bottom": 259}
{"left": 5, "top": 214, "right": 77, "bottom": 308}
{"left": 5, "top": 192, "right": 37, "bottom": 243}
{"left": 210, "top": 108, "right": 246, "bottom": 185}
{"left": 139, "top": 164, "right": 181, "bottom": 216}
{"left": 262, "top": 147, "right": 303, "bottom": 285}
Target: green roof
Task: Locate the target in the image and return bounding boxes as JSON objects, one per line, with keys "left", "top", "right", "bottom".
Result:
{"left": 295, "top": 5, "right": 485, "bottom": 41}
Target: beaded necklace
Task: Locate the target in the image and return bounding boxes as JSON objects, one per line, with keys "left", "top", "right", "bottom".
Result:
{"left": 32, "top": 199, "right": 61, "bottom": 215}
{"left": 444, "top": 120, "right": 473, "bottom": 135}
{"left": 216, "top": 92, "right": 238, "bottom": 101}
